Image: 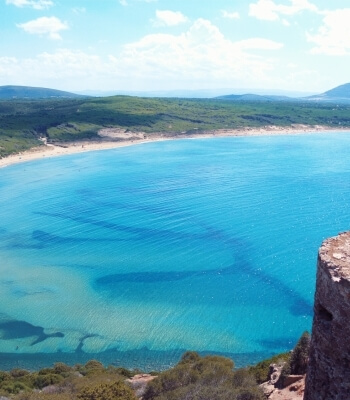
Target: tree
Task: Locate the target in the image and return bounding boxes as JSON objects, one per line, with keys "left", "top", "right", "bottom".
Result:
{"left": 290, "top": 331, "right": 310, "bottom": 375}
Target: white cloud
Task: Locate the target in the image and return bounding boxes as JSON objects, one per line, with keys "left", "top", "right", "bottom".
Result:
{"left": 153, "top": 10, "right": 188, "bottom": 27}
{"left": 119, "top": 0, "right": 127, "bottom": 5}
{"left": 249, "top": 0, "right": 279, "bottom": 21}
{"left": 249, "top": 0, "right": 318, "bottom": 21}
{"left": 6, "top": 0, "right": 53, "bottom": 9}
{"left": 116, "top": 19, "right": 283, "bottom": 85}
{"left": 0, "top": 19, "right": 285, "bottom": 90}
{"left": 0, "top": 50, "right": 106, "bottom": 88}
{"left": 17, "top": 17, "right": 68, "bottom": 40}
{"left": 37, "top": 49, "right": 104, "bottom": 75}
{"left": 221, "top": 10, "right": 240, "bottom": 19}
{"left": 307, "top": 9, "right": 350, "bottom": 55}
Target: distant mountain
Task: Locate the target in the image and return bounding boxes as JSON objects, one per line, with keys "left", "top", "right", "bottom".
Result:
{"left": 306, "top": 83, "right": 350, "bottom": 103}
{"left": 78, "top": 88, "right": 315, "bottom": 99}
{"left": 0, "top": 85, "right": 85, "bottom": 99}
{"left": 215, "top": 93, "right": 298, "bottom": 102}
{"left": 216, "top": 83, "right": 350, "bottom": 104}
{"left": 324, "top": 83, "right": 350, "bottom": 98}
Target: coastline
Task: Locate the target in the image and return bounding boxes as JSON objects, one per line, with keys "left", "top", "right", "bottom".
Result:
{"left": 0, "top": 124, "right": 348, "bottom": 169}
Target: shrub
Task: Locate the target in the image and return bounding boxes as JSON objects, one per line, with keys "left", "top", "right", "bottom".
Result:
{"left": 111, "top": 367, "right": 134, "bottom": 379}
{"left": 278, "top": 331, "right": 310, "bottom": 388}
{"left": 34, "top": 373, "right": 64, "bottom": 389}
{"left": 84, "top": 360, "right": 104, "bottom": 370}
{"left": 10, "top": 369, "right": 30, "bottom": 378}
{"left": 143, "top": 352, "right": 263, "bottom": 400}
{"left": 53, "top": 363, "right": 72, "bottom": 376}
{"left": 17, "top": 393, "right": 73, "bottom": 400}
{"left": 247, "top": 353, "right": 290, "bottom": 384}
{"left": 1, "top": 380, "right": 29, "bottom": 394}
{"left": 38, "top": 368, "right": 55, "bottom": 375}
{"left": 77, "top": 380, "right": 136, "bottom": 400}
{"left": 0, "top": 371, "right": 11, "bottom": 383}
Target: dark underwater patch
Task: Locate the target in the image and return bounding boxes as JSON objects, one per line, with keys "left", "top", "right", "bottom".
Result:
{"left": 75, "top": 334, "right": 100, "bottom": 353}
{"left": 36, "top": 210, "right": 312, "bottom": 317}
{"left": 257, "top": 337, "right": 297, "bottom": 350}
{"left": 32, "top": 230, "right": 128, "bottom": 246}
{"left": 0, "top": 319, "right": 64, "bottom": 346}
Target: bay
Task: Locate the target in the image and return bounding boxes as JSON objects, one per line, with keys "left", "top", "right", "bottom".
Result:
{"left": 1, "top": 132, "right": 350, "bottom": 370}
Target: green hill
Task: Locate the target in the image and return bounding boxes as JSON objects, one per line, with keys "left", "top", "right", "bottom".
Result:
{"left": 0, "top": 95, "right": 350, "bottom": 158}
{"left": 0, "top": 85, "right": 85, "bottom": 99}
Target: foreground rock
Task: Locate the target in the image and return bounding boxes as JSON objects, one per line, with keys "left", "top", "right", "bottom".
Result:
{"left": 126, "top": 374, "right": 157, "bottom": 399}
{"left": 268, "top": 376, "right": 305, "bottom": 400}
{"left": 260, "top": 363, "right": 304, "bottom": 400}
{"left": 304, "top": 231, "right": 350, "bottom": 399}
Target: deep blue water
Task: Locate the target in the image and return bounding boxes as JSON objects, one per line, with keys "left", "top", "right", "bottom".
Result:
{"left": 1, "top": 133, "right": 350, "bottom": 371}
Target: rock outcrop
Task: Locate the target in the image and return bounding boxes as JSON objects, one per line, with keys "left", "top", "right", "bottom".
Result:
{"left": 260, "top": 363, "right": 305, "bottom": 399}
{"left": 126, "top": 374, "right": 157, "bottom": 399}
{"left": 304, "top": 231, "right": 350, "bottom": 400}
{"left": 259, "top": 362, "right": 305, "bottom": 400}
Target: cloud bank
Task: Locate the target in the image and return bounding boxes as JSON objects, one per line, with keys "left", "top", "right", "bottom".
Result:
{"left": 1, "top": 19, "right": 284, "bottom": 90}
{"left": 307, "top": 9, "right": 350, "bottom": 55}
{"left": 249, "top": 0, "right": 318, "bottom": 21}
{"left": 6, "top": 0, "right": 53, "bottom": 10}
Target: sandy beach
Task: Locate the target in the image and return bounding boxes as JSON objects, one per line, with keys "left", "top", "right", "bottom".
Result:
{"left": 0, "top": 124, "right": 348, "bottom": 169}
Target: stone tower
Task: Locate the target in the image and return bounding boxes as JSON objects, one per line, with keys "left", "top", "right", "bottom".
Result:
{"left": 304, "top": 231, "right": 350, "bottom": 400}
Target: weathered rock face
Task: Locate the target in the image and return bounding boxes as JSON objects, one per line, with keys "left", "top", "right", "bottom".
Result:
{"left": 304, "top": 231, "right": 350, "bottom": 400}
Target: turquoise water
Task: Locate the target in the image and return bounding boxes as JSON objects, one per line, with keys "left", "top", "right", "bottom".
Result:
{"left": 1, "top": 133, "right": 350, "bottom": 370}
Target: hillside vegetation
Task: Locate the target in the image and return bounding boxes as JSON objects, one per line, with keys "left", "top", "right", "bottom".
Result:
{"left": 1, "top": 96, "right": 350, "bottom": 157}
{"left": 0, "top": 354, "right": 265, "bottom": 400}
{"left": 0, "top": 331, "right": 311, "bottom": 400}
{"left": 0, "top": 86, "right": 84, "bottom": 100}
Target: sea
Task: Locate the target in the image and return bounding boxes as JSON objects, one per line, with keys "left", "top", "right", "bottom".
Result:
{"left": 1, "top": 132, "right": 350, "bottom": 371}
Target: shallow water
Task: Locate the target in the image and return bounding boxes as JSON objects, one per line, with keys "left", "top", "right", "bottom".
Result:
{"left": 1, "top": 133, "right": 350, "bottom": 370}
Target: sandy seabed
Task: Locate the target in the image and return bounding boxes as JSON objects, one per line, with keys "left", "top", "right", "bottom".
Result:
{"left": 0, "top": 124, "right": 348, "bottom": 169}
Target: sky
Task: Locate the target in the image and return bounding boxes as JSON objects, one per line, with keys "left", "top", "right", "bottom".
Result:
{"left": 1, "top": 0, "right": 350, "bottom": 94}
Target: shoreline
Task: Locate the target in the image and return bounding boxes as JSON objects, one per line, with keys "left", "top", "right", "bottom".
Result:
{"left": 0, "top": 124, "right": 348, "bottom": 169}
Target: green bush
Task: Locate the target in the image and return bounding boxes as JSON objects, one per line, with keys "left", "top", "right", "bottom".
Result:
{"left": 84, "top": 360, "right": 104, "bottom": 370}
{"left": 278, "top": 331, "right": 310, "bottom": 388}
{"left": 1, "top": 380, "right": 30, "bottom": 394}
{"left": 39, "top": 368, "right": 55, "bottom": 375}
{"left": 77, "top": 380, "right": 136, "bottom": 400}
{"left": 247, "top": 353, "right": 290, "bottom": 384}
{"left": 10, "top": 369, "right": 30, "bottom": 378}
{"left": 34, "top": 373, "right": 64, "bottom": 389}
{"left": 17, "top": 393, "right": 72, "bottom": 400}
{"left": 143, "top": 352, "right": 263, "bottom": 400}
{"left": 53, "top": 363, "right": 72, "bottom": 376}
{"left": 290, "top": 331, "right": 310, "bottom": 374}
{"left": 0, "top": 371, "right": 11, "bottom": 383}
{"left": 111, "top": 367, "right": 134, "bottom": 379}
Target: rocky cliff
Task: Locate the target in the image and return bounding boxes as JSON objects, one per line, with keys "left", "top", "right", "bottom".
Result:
{"left": 304, "top": 231, "right": 350, "bottom": 399}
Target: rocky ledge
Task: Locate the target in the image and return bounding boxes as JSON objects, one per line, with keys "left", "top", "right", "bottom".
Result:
{"left": 304, "top": 231, "right": 350, "bottom": 400}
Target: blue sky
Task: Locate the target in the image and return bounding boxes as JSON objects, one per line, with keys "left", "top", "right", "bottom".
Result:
{"left": 1, "top": 0, "right": 350, "bottom": 93}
